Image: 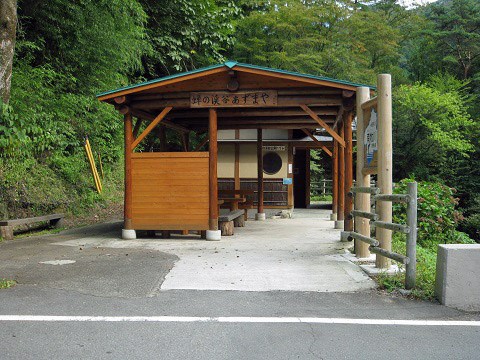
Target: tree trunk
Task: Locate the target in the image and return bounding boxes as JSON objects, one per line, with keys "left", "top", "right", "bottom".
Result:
{"left": 0, "top": 0, "right": 17, "bottom": 104}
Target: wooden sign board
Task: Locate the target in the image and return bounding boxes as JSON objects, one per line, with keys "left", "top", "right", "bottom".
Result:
{"left": 190, "top": 90, "right": 277, "bottom": 108}
{"left": 362, "top": 107, "right": 378, "bottom": 175}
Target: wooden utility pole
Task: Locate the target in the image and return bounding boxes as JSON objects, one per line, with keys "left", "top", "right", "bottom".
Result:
{"left": 376, "top": 74, "right": 393, "bottom": 268}
{"left": 344, "top": 111, "right": 354, "bottom": 231}
{"left": 0, "top": 0, "right": 17, "bottom": 104}
{"left": 355, "top": 87, "right": 371, "bottom": 258}
{"left": 209, "top": 109, "right": 219, "bottom": 231}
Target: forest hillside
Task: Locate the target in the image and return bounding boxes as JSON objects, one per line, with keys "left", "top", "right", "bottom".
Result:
{"left": 0, "top": 0, "right": 478, "bottom": 242}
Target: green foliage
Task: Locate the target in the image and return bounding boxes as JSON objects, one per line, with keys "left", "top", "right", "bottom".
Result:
{"left": 393, "top": 75, "right": 475, "bottom": 180}
{"left": 17, "top": 0, "right": 149, "bottom": 91}
{"left": 140, "top": 0, "right": 240, "bottom": 76}
{"left": 393, "top": 179, "right": 473, "bottom": 249}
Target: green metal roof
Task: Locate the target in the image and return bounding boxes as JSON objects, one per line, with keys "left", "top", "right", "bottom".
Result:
{"left": 96, "top": 61, "right": 374, "bottom": 98}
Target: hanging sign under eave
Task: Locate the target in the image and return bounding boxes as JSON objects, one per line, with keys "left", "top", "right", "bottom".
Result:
{"left": 190, "top": 90, "right": 278, "bottom": 108}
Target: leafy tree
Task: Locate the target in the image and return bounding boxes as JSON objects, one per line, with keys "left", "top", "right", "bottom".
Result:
{"left": 426, "top": 0, "right": 480, "bottom": 80}
{"left": 392, "top": 74, "right": 475, "bottom": 180}
{"left": 139, "top": 0, "right": 241, "bottom": 78}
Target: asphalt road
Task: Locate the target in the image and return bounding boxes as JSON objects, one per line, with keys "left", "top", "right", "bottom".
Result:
{"left": 0, "top": 286, "right": 479, "bottom": 360}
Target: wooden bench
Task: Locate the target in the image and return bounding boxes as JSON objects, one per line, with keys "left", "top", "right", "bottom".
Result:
{"left": 218, "top": 210, "right": 245, "bottom": 236}
{"left": 219, "top": 189, "right": 255, "bottom": 220}
{"left": 0, "top": 213, "right": 65, "bottom": 240}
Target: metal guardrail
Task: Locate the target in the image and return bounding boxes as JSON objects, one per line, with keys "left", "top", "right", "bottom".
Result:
{"left": 346, "top": 182, "right": 417, "bottom": 289}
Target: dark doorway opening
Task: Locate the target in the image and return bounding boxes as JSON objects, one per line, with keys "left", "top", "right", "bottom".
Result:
{"left": 294, "top": 148, "right": 310, "bottom": 208}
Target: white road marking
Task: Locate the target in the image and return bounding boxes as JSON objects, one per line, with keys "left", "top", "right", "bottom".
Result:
{"left": 39, "top": 260, "right": 76, "bottom": 265}
{"left": 0, "top": 315, "right": 478, "bottom": 326}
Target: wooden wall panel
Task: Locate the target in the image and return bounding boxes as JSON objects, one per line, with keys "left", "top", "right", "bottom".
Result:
{"left": 131, "top": 152, "right": 210, "bottom": 230}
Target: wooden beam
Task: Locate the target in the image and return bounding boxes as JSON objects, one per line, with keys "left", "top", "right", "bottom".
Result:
{"left": 131, "top": 107, "right": 172, "bottom": 150}
{"left": 300, "top": 104, "right": 345, "bottom": 147}
{"left": 257, "top": 128, "right": 264, "bottom": 214}
{"left": 129, "top": 108, "right": 189, "bottom": 133}
{"left": 301, "top": 129, "right": 333, "bottom": 157}
{"left": 130, "top": 95, "right": 342, "bottom": 110}
{"left": 170, "top": 107, "right": 339, "bottom": 119}
{"left": 209, "top": 109, "right": 219, "bottom": 231}
{"left": 124, "top": 113, "right": 133, "bottom": 230}
{"left": 192, "top": 124, "right": 322, "bottom": 131}
{"left": 132, "top": 119, "right": 143, "bottom": 138}
{"left": 175, "top": 116, "right": 336, "bottom": 125}
{"left": 114, "top": 96, "right": 127, "bottom": 104}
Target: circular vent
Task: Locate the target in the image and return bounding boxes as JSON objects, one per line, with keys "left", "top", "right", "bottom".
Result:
{"left": 263, "top": 152, "right": 282, "bottom": 175}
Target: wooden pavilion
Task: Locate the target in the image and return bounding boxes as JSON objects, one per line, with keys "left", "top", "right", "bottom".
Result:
{"left": 97, "top": 61, "right": 373, "bottom": 239}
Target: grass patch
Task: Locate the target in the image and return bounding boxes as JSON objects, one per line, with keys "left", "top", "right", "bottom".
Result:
{"left": 311, "top": 195, "right": 333, "bottom": 202}
{"left": 0, "top": 279, "right": 16, "bottom": 289}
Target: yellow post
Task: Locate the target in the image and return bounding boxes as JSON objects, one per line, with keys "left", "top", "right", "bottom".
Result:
{"left": 86, "top": 137, "right": 102, "bottom": 192}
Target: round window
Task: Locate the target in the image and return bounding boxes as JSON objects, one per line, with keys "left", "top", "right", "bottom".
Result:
{"left": 263, "top": 152, "right": 282, "bottom": 175}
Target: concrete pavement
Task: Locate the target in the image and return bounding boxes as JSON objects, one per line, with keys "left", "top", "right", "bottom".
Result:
{"left": 54, "top": 208, "right": 375, "bottom": 292}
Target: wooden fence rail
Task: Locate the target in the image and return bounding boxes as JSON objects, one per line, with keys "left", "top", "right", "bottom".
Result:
{"left": 345, "top": 182, "right": 417, "bottom": 289}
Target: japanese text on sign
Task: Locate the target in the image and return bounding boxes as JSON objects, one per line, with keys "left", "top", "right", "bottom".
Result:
{"left": 190, "top": 91, "right": 277, "bottom": 108}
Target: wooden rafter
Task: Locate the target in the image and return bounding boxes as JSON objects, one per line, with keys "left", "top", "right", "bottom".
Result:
{"left": 300, "top": 104, "right": 345, "bottom": 147}
{"left": 129, "top": 108, "right": 188, "bottom": 134}
{"left": 301, "top": 129, "right": 333, "bottom": 157}
{"left": 131, "top": 107, "right": 172, "bottom": 150}
{"left": 132, "top": 119, "right": 143, "bottom": 138}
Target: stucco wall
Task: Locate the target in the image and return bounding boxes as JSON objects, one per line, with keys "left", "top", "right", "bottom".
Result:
{"left": 217, "top": 143, "right": 288, "bottom": 179}
{"left": 218, "top": 143, "right": 235, "bottom": 178}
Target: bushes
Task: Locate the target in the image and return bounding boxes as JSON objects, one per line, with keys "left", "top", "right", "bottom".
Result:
{"left": 393, "top": 179, "right": 473, "bottom": 249}
{"left": 378, "top": 179, "right": 474, "bottom": 299}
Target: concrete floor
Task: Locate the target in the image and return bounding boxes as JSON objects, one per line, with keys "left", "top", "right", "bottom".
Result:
{"left": 56, "top": 208, "right": 375, "bottom": 293}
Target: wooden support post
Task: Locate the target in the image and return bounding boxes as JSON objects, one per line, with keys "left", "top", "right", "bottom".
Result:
{"left": 376, "top": 74, "right": 393, "bottom": 269}
{"left": 234, "top": 129, "right": 240, "bottom": 190}
{"left": 209, "top": 108, "right": 219, "bottom": 231}
{"left": 306, "top": 150, "right": 311, "bottom": 208}
{"left": 287, "top": 130, "right": 294, "bottom": 209}
{"left": 344, "top": 111, "right": 354, "bottom": 231}
{"left": 331, "top": 140, "right": 338, "bottom": 220}
{"left": 337, "top": 125, "right": 345, "bottom": 223}
{"left": 355, "top": 87, "right": 371, "bottom": 258}
{"left": 182, "top": 131, "right": 189, "bottom": 152}
{"left": 124, "top": 113, "right": 133, "bottom": 230}
{"left": 159, "top": 126, "right": 167, "bottom": 151}
{"left": 257, "top": 128, "right": 265, "bottom": 218}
